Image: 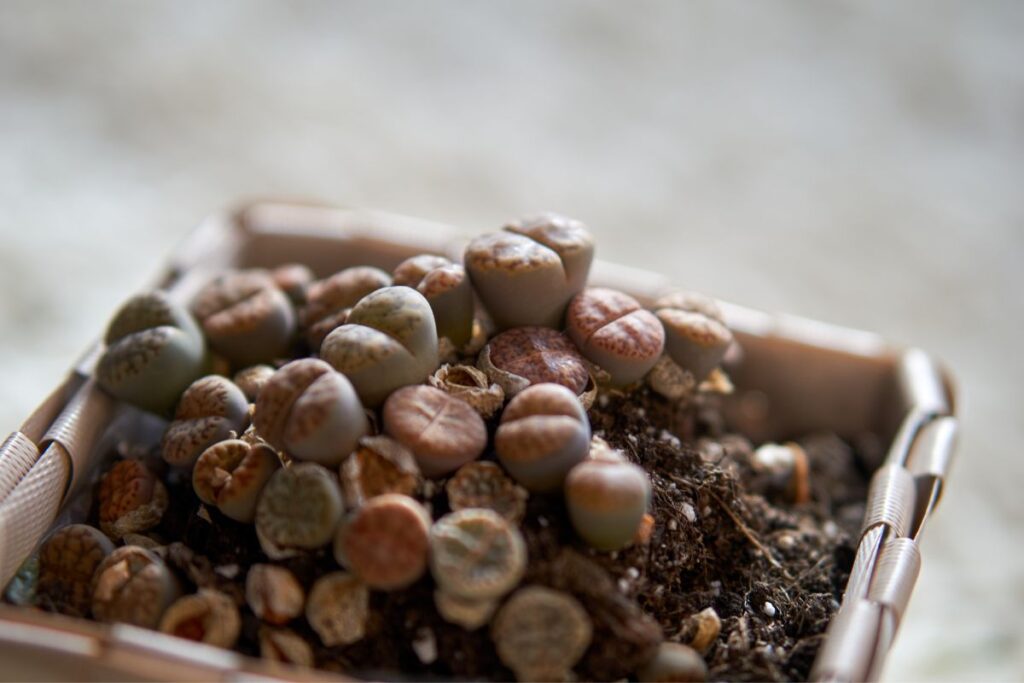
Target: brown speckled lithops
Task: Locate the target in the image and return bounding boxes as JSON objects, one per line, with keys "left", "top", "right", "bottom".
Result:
{"left": 446, "top": 462, "right": 528, "bottom": 523}
{"left": 96, "top": 291, "right": 206, "bottom": 414}
{"left": 161, "top": 375, "right": 249, "bottom": 468}
{"left": 495, "top": 383, "right": 591, "bottom": 493}
{"left": 300, "top": 266, "right": 392, "bottom": 349}
{"left": 246, "top": 564, "right": 305, "bottom": 625}
{"left": 382, "top": 385, "right": 487, "bottom": 477}
{"left": 91, "top": 545, "right": 179, "bottom": 628}
{"left": 253, "top": 358, "right": 368, "bottom": 467}
{"left": 654, "top": 291, "right": 733, "bottom": 382}
{"left": 479, "top": 327, "right": 589, "bottom": 397}
{"left": 339, "top": 435, "right": 421, "bottom": 508}
{"left": 429, "top": 508, "right": 526, "bottom": 601}
{"left": 567, "top": 288, "right": 665, "bottom": 387}
{"left": 565, "top": 449, "right": 652, "bottom": 551}
{"left": 193, "top": 439, "right": 281, "bottom": 523}
{"left": 321, "top": 286, "right": 439, "bottom": 407}
{"left": 465, "top": 213, "right": 594, "bottom": 330}
{"left": 334, "top": 494, "right": 431, "bottom": 591}
{"left": 306, "top": 572, "right": 369, "bottom": 646}
{"left": 491, "top": 586, "right": 593, "bottom": 682}
{"left": 393, "top": 254, "right": 475, "bottom": 347}
{"left": 637, "top": 642, "right": 708, "bottom": 682}
{"left": 159, "top": 589, "right": 241, "bottom": 648}
{"left": 255, "top": 463, "right": 344, "bottom": 559}
{"left": 37, "top": 524, "right": 114, "bottom": 617}
{"left": 98, "top": 460, "right": 168, "bottom": 541}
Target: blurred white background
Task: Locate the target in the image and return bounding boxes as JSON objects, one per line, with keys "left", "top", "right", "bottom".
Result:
{"left": 1, "top": 1, "right": 1021, "bottom": 679}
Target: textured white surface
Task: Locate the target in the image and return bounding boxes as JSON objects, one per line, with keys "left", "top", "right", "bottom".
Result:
{"left": 1, "top": 2, "right": 1022, "bottom": 679}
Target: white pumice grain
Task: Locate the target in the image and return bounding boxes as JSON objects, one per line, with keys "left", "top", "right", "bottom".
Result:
{"left": 681, "top": 502, "right": 697, "bottom": 523}
{"left": 763, "top": 602, "right": 777, "bottom": 618}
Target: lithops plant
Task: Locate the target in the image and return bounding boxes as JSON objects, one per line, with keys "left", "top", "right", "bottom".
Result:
{"left": 434, "top": 589, "right": 499, "bottom": 630}
{"left": 191, "top": 270, "right": 297, "bottom": 367}
{"left": 465, "top": 213, "right": 594, "bottom": 329}
{"left": 300, "top": 266, "right": 392, "bottom": 349}
{"left": 321, "top": 286, "right": 439, "bottom": 407}
{"left": 653, "top": 291, "right": 733, "bottom": 382}
{"left": 98, "top": 460, "right": 168, "bottom": 541}
{"left": 37, "top": 524, "right": 114, "bottom": 617}
{"left": 393, "top": 254, "right": 475, "bottom": 347}
{"left": 246, "top": 564, "right": 305, "bottom": 625}
{"left": 565, "top": 448, "right": 652, "bottom": 551}
{"left": 479, "top": 326, "right": 589, "bottom": 397}
{"left": 567, "top": 288, "right": 665, "bottom": 387}
{"left": 96, "top": 291, "right": 205, "bottom": 414}
{"left": 255, "top": 463, "right": 345, "bottom": 559}
{"left": 161, "top": 375, "right": 249, "bottom": 468}
{"left": 91, "top": 546, "right": 180, "bottom": 628}
{"left": 382, "top": 385, "right": 487, "bottom": 477}
{"left": 193, "top": 438, "right": 281, "bottom": 523}
{"left": 306, "top": 572, "right": 370, "bottom": 647}
{"left": 253, "top": 358, "right": 368, "bottom": 467}
{"left": 159, "top": 589, "right": 241, "bottom": 648}
{"left": 339, "top": 435, "right": 421, "bottom": 508}
{"left": 495, "top": 383, "right": 591, "bottom": 493}
{"left": 271, "top": 263, "right": 315, "bottom": 306}
{"left": 259, "top": 627, "right": 314, "bottom": 667}
{"left": 446, "top": 462, "right": 528, "bottom": 523}
{"left": 636, "top": 642, "right": 708, "bottom": 682}
{"left": 233, "top": 364, "right": 276, "bottom": 402}
{"left": 491, "top": 586, "right": 593, "bottom": 682}
{"left": 429, "top": 508, "right": 527, "bottom": 602}
{"left": 428, "top": 364, "right": 504, "bottom": 419}
{"left": 334, "top": 494, "right": 431, "bottom": 591}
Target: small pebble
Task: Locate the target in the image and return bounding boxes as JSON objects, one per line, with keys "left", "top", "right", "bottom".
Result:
{"left": 412, "top": 627, "right": 438, "bottom": 665}
{"left": 763, "top": 601, "right": 777, "bottom": 618}
{"left": 681, "top": 502, "right": 697, "bottom": 523}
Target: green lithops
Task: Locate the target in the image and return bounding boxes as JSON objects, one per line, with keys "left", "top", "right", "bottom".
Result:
{"left": 161, "top": 375, "right": 249, "bottom": 468}
{"left": 96, "top": 291, "right": 206, "bottom": 414}
{"left": 393, "top": 254, "right": 475, "bottom": 348}
{"left": 653, "top": 291, "right": 733, "bottom": 382}
{"left": 320, "top": 286, "right": 439, "bottom": 408}
{"left": 464, "top": 213, "right": 594, "bottom": 330}
{"left": 429, "top": 508, "right": 527, "bottom": 601}
{"left": 300, "top": 266, "right": 392, "bottom": 349}
{"left": 565, "top": 447, "right": 652, "bottom": 551}
{"left": 495, "top": 383, "right": 591, "bottom": 493}
{"left": 567, "top": 288, "right": 664, "bottom": 387}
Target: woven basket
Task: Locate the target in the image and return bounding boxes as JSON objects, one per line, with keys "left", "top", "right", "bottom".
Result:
{"left": 0, "top": 201, "right": 958, "bottom": 682}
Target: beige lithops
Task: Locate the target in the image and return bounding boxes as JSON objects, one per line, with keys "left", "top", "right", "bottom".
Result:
{"left": 159, "top": 589, "right": 241, "bottom": 648}
{"left": 339, "top": 435, "right": 421, "bottom": 508}
{"left": 382, "top": 385, "right": 487, "bottom": 477}
{"left": 98, "top": 460, "right": 168, "bottom": 541}
{"left": 253, "top": 358, "right": 369, "bottom": 467}
{"left": 255, "top": 463, "right": 345, "bottom": 559}
{"left": 321, "top": 286, "right": 439, "bottom": 407}
{"left": 37, "top": 524, "right": 114, "bottom": 617}
{"left": 478, "top": 326, "right": 589, "bottom": 397}
{"left": 259, "top": 627, "right": 314, "bottom": 667}
{"left": 334, "top": 494, "right": 432, "bottom": 591}
{"left": 233, "top": 364, "right": 276, "bottom": 402}
{"left": 91, "top": 546, "right": 180, "bottom": 628}
{"left": 427, "top": 364, "right": 504, "bottom": 419}
{"left": 654, "top": 291, "right": 733, "bottom": 382}
{"left": 495, "top": 383, "right": 591, "bottom": 493}
{"left": 300, "top": 266, "right": 392, "bottom": 349}
{"left": 445, "top": 462, "right": 528, "bottom": 523}
{"left": 193, "top": 438, "right": 281, "bottom": 523}
{"left": 306, "top": 572, "right": 370, "bottom": 647}
{"left": 636, "top": 642, "right": 708, "bottom": 682}
{"left": 161, "top": 375, "right": 249, "bottom": 468}
{"left": 567, "top": 288, "right": 665, "bottom": 387}
{"left": 393, "top": 254, "right": 475, "bottom": 347}
{"left": 429, "top": 508, "right": 527, "bottom": 601}
{"left": 565, "top": 449, "right": 652, "bottom": 551}
{"left": 465, "top": 213, "right": 594, "bottom": 330}
{"left": 246, "top": 564, "right": 305, "bottom": 625}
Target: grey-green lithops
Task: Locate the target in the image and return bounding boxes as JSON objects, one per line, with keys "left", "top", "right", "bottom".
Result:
{"left": 96, "top": 291, "right": 205, "bottom": 414}
{"left": 495, "top": 383, "right": 591, "bottom": 493}
{"left": 300, "top": 266, "right": 392, "bottom": 349}
{"left": 464, "top": 213, "right": 594, "bottom": 330}
{"left": 255, "top": 462, "right": 345, "bottom": 559}
{"left": 654, "top": 291, "right": 733, "bottom": 382}
{"left": 636, "top": 642, "right": 708, "bottom": 682}
{"left": 382, "top": 385, "right": 487, "bottom": 477}
{"left": 564, "top": 447, "right": 652, "bottom": 551}
{"left": 429, "top": 508, "right": 526, "bottom": 601}
{"left": 91, "top": 545, "right": 180, "bottom": 628}
{"left": 321, "top": 286, "right": 439, "bottom": 407}
{"left": 37, "top": 524, "right": 114, "bottom": 617}
{"left": 253, "top": 358, "right": 369, "bottom": 467}
{"left": 193, "top": 438, "right": 281, "bottom": 523}
{"left": 393, "top": 254, "right": 475, "bottom": 348}
{"left": 161, "top": 375, "right": 249, "bottom": 468}
{"left": 159, "top": 589, "right": 241, "bottom": 648}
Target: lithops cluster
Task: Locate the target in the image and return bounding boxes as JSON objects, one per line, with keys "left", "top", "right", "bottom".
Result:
{"left": 339, "top": 435, "right": 421, "bottom": 508}
{"left": 159, "top": 589, "right": 241, "bottom": 648}
{"left": 193, "top": 438, "right": 281, "bottom": 522}
{"left": 565, "top": 445, "right": 652, "bottom": 551}
{"left": 300, "top": 266, "right": 392, "bottom": 349}
{"left": 91, "top": 546, "right": 179, "bottom": 628}
{"left": 37, "top": 524, "right": 114, "bottom": 617}
{"left": 306, "top": 572, "right": 370, "bottom": 646}
{"left": 334, "top": 494, "right": 431, "bottom": 590}
{"left": 479, "top": 326, "right": 589, "bottom": 396}
{"left": 382, "top": 385, "right": 487, "bottom": 477}
{"left": 98, "top": 460, "right": 168, "bottom": 541}
{"left": 255, "top": 463, "right": 345, "bottom": 559}
{"left": 162, "top": 375, "right": 249, "bottom": 468}
{"left": 653, "top": 291, "right": 733, "bottom": 382}
{"left": 246, "top": 564, "right": 305, "bottom": 625}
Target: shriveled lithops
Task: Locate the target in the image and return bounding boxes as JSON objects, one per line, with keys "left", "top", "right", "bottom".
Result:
{"left": 37, "top": 524, "right": 114, "bottom": 617}
{"left": 446, "top": 462, "right": 528, "bottom": 523}
{"left": 654, "top": 291, "right": 733, "bottom": 382}
{"left": 428, "top": 364, "right": 504, "bottom": 419}
{"left": 91, "top": 545, "right": 179, "bottom": 628}
{"left": 491, "top": 586, "right": 593, "bottom": 682}
{"left": 233, "top": 364, "right": 276, "bottom": 402}
{"left": 159, "top": 589, "right": 241, "bottom": 648}
{"left": 191, "top": 270, "right": 296, "bottom": 367}
{"left": 479, "top": 326, "right": 589, "bottom": 397}
{"left": 321, "top": 286, "right": 439, "bottom": 407}
{"left": 567, "top": 288, "right": 664, "bottom": 387}
{"left": 253, "top": 358, "right": 368, "bottom": 466}
{"left": 255, "top": 463, "right": 345, "bottom": 559}
{"left": 306, "top": 572, "right": 370, "bottom": 646}
{"left": 637, "top": 642, "right": 708, "bottom": 682}
{"left": 495, "top": 383, "right": 591, "bottom": 493}
{"left": 246, "top": 564, "right": 305, "bottom": 625}
{"left": 382, "top": 385, "right": 487, "bottom": 477}
{"left": 465, "top": 213, "right": 594, "bottom": 329}
{"left": 271, "top": 263, "right": 315, "bottom": 306}
{"left": 98, "top": 460, "right": 168, "bottom": 540}
{"left": 300, "top": 266, "right": 392, "bottom": 348}
{"left": 393, "top": 254, "right": 475, "bottom": 347}
{"left": 430, "top": 508, "right": 527, "bottom": 601}
{"left": 161, "top": 375, "right": 249, "bottom": 468}
{"left": 340, "top": 435, "right": 421, "bottom": 507}
{"left": 193, "top": 438, "right": 281, "bottom": 522}
{"left": 96, "top": 291, "right": 205, "bottom": 414}
{"left": 334, "top": 494, "right": 431, "bottom": 591}
{"left": 434, "top": 589, "right": 498, "bottom": 631}
{"left": 259, "top": 627, "right": 314, "bottom": 667}
{"left": 565, "top": 448, "right": 652, "bottom": 551}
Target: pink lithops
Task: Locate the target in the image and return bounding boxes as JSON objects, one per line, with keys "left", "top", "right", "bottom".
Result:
{"left": 479, "top": 326, "right": 589, "bottom": 397}
{"left": 653, "top": 291, "right": 733, "bottom": 382}
{"left": 255, "top": 463, "right": 345, "bottom": 559}
{"left": 246, "top": 564, "right": 305, "bottom": 625}
{"left": 253, "top": 358, "right": 368, "bottom": 467}
{"left": 91, "top": 546, "right": 180, "bottom": 628}
{"left": 564, "top": 448, "right": 652, "bottom": 551}
{"left": 98, "top": 460, "right": 168, "bottom": 541}
{"left": 193, "top": 438, "right": 281, "bottom": 523}
{"left": 495, "top": 383, "right": 591, "bottom": 493}
{"left": 382, "top": 385, "right": 487, "bottom": 477}
{"left": 37, "top": 524, "right": 114, "bottom": 617}
{"left": 161, "top": 375, "right": 249, "bottom": 468}
{"left": 159, "top": 589, "right": 241, "bottom": 648}
{"left": 334, "top": 494, "right": 432, "bottom": 591}
{"left": 446, "top": 461, "right": 529, "bottom": 523}
{"left": 191, "top": 270, "right": 297, "bottom": 367}
{"left": 393, "top": 254, "right": 475, "bottom": 348}
{"left": 567, "top": 288, "right": 665, "bottom": 387}
{"left": 300, "top": 266, "right": 392, "bottom": 349}
{"left": 465, "top": 213, "right": 594, "bottom": 330}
